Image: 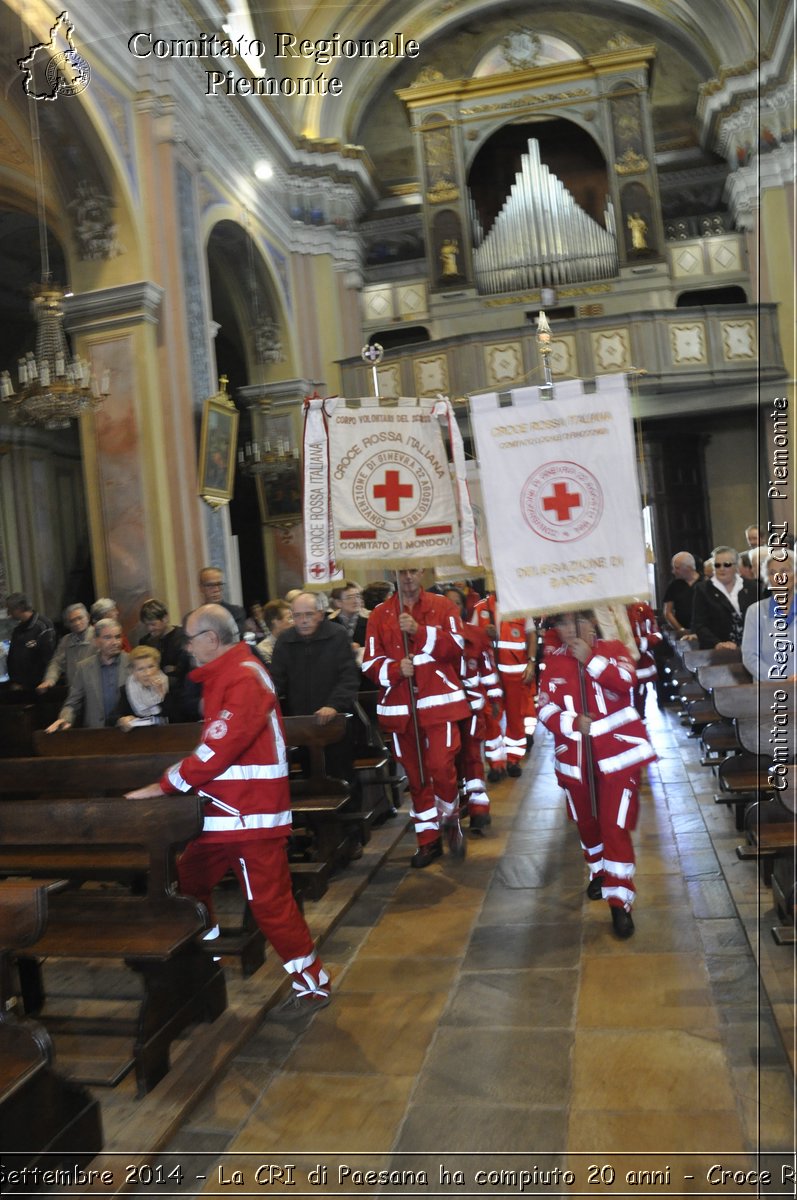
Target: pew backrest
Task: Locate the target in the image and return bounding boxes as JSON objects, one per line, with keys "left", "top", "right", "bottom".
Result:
{"left": 0, "top": 796, "right": 204, "bottom": 896}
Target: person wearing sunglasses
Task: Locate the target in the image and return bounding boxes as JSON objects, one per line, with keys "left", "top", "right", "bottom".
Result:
{"left": 691, "top": 546, "right": 760, "bottom": 650}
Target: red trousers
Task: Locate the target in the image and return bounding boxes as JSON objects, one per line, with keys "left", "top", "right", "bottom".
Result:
{"left": 501, "top": 673, "right": 533, "bottom": 763}
{"left": 390, "top": 720, "right": 460, "bottom": 846}
{"left": 561, "top": 772, "right": 640, "bottom": 909}
{"left": 457, "top": 712, "right": 489, "bottom": 816}
{"left": 178, "top": 836, "right": 329, "bottom": 995}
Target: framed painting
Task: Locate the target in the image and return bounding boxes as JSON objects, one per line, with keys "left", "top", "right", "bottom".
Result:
{"left": 198, "top": 391, "right": 239, "bottom": 505}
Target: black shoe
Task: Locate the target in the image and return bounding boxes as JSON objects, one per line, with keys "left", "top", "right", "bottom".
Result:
{"left": 487, "top": 766, "right": 504, "bottom": 783}
{"left": 610, "top": 906, "right": 635, "bottom": 939}
{"left": 274, "top": 990, "right": 332, "bottom": 1021}
{"left": 586, "top": 873, "right": 604, "bottom": 901}
{"left": 506, "top": 763, "right": 522, "bottom": 778}
{"left": 442, "top": 815, "right": 467, "bottom": 859}
{"left": 469, "top": 812, "right": 490, "bottom": 835}
{"left": 411, "top": 838, "right": 443, "bottom": 868}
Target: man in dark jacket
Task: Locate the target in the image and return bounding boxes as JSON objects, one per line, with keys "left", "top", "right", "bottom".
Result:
{"left": 269, "top": 591, "right": 360, "bottom": 783}
{"left": 6, "top": 592, "right": 56, "bottom": 690}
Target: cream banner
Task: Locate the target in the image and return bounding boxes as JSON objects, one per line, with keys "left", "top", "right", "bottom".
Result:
{"left": 469, "top": 373, "right": 649, "bottom": 617}
{"left": 303, "top": 395, "right": 479, "bottom": 582}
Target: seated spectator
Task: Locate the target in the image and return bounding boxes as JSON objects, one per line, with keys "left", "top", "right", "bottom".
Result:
{"left": 256, "top": 599, "right": 293, "bottom": 664}
{"left": 249, "top": 603, "right": 269, "bottom": 639}
{"left": 328, "top": 582, "right": 368, "bottom": 654}
{"left": 741, "top": 549, "right": 796, "bottom": 681}
{"left": 692, "top": 546, "right": 759, "bottom": 649}
{"left": 5, "top": 592, "right": 56, "bottom": 690}
{"left": 117, "top": 645, "right": 172, "bottom": 729}
{"left": 662, "top": 552, "right": 701, "bottom": 639}
{"left": 361, "top": 580, "right": 394, "bottom": 612}
{"left": 196, "top": 566, "right": 251, "bottom": 637}
{"left": 738, "top": 552, "right": 756, "bottom": 581}
{"left": 37, "top": 602, "right": 94, "bottom": 691}
{"left": 270, "top": 591, "right": 360, "bottom": 786}
{"left": 91, "top": 596, "right": 132, "bottom": 651}
{"left": 46, "top": 618, "right": 129, "bottom": 730}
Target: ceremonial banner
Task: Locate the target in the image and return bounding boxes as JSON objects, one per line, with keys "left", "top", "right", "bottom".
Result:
{"left": 303, "top": 395, "right": 479, "bottom": 583}
{"left": 469, "top": 373, "right": 648, "bottom": 618}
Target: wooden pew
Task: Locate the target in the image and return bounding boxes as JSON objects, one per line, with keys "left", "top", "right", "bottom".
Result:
{"left": 770, "top": 765, "right": 796, "bottom": 945}
{"left": 0, "top": 754, "right": 268, "bottom": 975}
{"left": 286, "top": 714, "right": 360, "bottom": 873}
{"left": 0, "top": 881, "right": 103, "bottom": 1172}
{"left": 0, "top": 689, "right": 68, "bottom": 757}
{"left": 0, "top": 796, "right": 227, "bottom": 1096}
{"left": 695, "top": 663, "right": 752, "bottom": 764}
{"left": 23, "top": 714, "right": 357, "bottom": 901}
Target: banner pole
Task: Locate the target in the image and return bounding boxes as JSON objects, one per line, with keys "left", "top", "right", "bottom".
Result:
{"left": 361, "top": 342, "right": 384, "bottom": 398}
{"left": 537, "top": 310, "right": 553, "bottom": 401}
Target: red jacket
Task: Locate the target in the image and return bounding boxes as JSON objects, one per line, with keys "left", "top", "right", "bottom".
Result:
{"left": 159, "top": 642, "right": 292, "bottom": 843}
{"left": 472, "top": 595, "right": 530, "bottom": 678}
{"left": 537, "top": 636, "right": 656, "bottom": 784}
{"left": 626, "top": 602, "right": 663, "bottom": 682}
{"left": 363, "top": 591, "right": 471, "bottom": 732}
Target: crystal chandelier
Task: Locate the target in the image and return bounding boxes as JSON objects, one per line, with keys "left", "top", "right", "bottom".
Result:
{"left": 238, "top": 431, "right": 299, "bottom": 477}
{"left": 1, "top": 286, "right": 109, "bottom": 428}
{"left": 0, "top": 86, "right": 109, "bottom": 429}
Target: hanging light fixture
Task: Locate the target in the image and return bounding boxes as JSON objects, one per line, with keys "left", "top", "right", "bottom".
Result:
{"left": 0, "top": 80, "right": 109, "bottom": 428}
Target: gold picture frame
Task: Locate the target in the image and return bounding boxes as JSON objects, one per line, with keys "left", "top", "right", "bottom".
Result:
{"left": 198, "top": 381, "right": 239, "bottom": 507}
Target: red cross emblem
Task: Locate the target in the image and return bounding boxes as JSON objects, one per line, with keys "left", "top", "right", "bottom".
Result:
{"left": 309, "top": 563, "right": 325, "bottom": 578}
{"left": 373, "top": 469, "right": 413, "bottom": 512}
{"left": 542, "top": 481, "right": 581, "bottom": 522}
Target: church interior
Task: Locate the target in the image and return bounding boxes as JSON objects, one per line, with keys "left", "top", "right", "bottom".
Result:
{"left": 0, "top": 0, "right": 795, "bottom": 1187}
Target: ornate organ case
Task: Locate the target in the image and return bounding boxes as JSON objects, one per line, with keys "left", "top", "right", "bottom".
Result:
{"left": 397, "top": 45, "right": 665, "bottom": 297}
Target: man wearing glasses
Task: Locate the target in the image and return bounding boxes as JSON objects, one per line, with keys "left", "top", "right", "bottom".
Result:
{"left": 126, "top": 604, "right": 330, "bottom": 1018}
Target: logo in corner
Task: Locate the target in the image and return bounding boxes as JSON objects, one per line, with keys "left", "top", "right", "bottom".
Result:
{"left": 18, "top": 10, "right": 90, "bottom": 100}
{"left": 520, "top": 460, "right": 603, "bottom": 544}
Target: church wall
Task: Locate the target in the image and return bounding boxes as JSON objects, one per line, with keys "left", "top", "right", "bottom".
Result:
{"left": 703, "top": 422, "right": 760, "bottom": 554}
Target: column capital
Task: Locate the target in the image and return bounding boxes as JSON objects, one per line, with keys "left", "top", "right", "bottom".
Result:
{"left": 237, "top": 379, "right": 325, "bottom": 412}
{"left": 63, "top": 281, "right": 164, "bottom": 334}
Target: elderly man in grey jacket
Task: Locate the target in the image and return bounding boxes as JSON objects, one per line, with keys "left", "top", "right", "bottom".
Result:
{"left": 46, "top": 618, "right": 128, "bottom": 730}
{"left": 37, "top": 603, "right": 95, "bottom": 691}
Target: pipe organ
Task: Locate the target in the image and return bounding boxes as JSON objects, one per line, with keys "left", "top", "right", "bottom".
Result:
{"left": 470, "top": 139, "right": 618, "bottom": 295}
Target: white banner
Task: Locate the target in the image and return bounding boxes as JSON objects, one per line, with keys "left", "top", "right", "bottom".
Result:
{"left": 469, "top": 373, "right": 649, "bottom": 618}
{"left": 303, "top": 395, "right": 479, "bottom": 581}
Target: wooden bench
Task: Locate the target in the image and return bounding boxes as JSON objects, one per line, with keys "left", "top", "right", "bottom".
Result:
{"left": 0, "top": 691, "right": 67, "bottom": 757}
{"left": 0, "top": 753, "right": 267, "bottom": 976}
{"left": 0, "top": 796, "right": 227, "bottom": 1096}
{"left": 770, "top": 766, "right": 796, "bottom": 945}
{"left": 0, "top": 881, "right": 102, "bottom": 1171}
{"left": 25, "top": 714, "right": 356, "bottom": 902}
{"left": 286, "top": 714, "right": 360, "bottom": 872}
{"left": 695, "top": 665, "right": 752, "bottom": 763}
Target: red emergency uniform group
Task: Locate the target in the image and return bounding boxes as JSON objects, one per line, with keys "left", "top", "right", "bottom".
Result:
{"left": 135, "top": 588, "right": 661, "bottom": 1014}
{"left": 361, "top": 581, "right": 535, "bottom": 864}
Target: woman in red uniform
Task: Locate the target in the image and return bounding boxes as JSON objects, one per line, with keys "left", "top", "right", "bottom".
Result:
{"left": 537, "top": 610, "right": 656, "bottom": 938}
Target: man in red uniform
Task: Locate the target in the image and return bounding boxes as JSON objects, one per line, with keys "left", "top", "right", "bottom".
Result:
{"left": 471, "top": 593, "right": 536, "bottom": 779}
{"left": 363, "top": 568, "right": 471, "bottom": 867}
{"left": 626, "top": 600, "right": 663, "bottom": 716}
{"left": 126, "top": 604, "right": 330, "bottom": 1016}
{"left": 537, "top": 610, "right": 656, "bottom": 939}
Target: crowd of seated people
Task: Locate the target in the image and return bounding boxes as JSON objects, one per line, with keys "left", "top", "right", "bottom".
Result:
{"left": 5, "top": 526, "right": 793, "bottom": 735}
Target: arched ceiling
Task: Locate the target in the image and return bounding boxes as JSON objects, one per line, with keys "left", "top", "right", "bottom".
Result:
{"left": 240, "top": 0, "right": 761, "bottom": 146}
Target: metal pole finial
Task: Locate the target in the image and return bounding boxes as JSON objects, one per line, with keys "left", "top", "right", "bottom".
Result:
{"left": 361, "top": 342, "right": 384, "bottom": 398}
